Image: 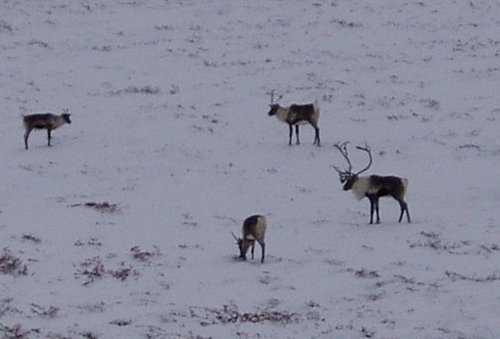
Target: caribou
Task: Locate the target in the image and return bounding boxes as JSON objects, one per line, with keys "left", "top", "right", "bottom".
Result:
{"left": 232, "top": 215, "right": 267, "bottom": 263}
{"left": 267, "top": 91, "right": 320, "bottom": 146}
{"left": 22, "top": 109, "right": 72, "bottom": 149}
{"left": 333, "top": 142, "right": 411, "bottom": 224}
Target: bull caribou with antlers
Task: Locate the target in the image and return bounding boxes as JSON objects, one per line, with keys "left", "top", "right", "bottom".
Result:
{"left": 333, "top": 142, "right": 411, "bottom": 224}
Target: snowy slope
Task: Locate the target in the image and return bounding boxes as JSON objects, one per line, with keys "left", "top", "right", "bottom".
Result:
{"left": 1, "top": 1, "right": 499, "bottom": 338}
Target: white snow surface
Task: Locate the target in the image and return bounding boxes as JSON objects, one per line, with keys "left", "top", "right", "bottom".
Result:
{"left": 1, "top": 1, "right": 499, "bottom": 338}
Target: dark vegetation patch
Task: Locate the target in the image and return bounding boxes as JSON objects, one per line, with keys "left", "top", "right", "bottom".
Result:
{"left": 70, "top": 201, "right": 120, "bottom": 214}
{"left": 0, "top": 249, "right": 28, "bottom": 276}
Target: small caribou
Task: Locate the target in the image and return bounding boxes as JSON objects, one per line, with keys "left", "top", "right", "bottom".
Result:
{"left": 333, "top": 142, "right": 411, "bottom": 224}
{"left": 232, "top": 215, "right": 267, "bottom": 263}
{"left": 267, "top": 91, "right": 320, "bottom": 146}
{"left": 23, "top": 110, "right": 72, "bottom": 150}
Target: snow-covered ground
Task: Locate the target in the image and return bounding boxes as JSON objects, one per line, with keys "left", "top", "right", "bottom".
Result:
{"left": 1, "top": 1, "right": 499, "bottom": 338}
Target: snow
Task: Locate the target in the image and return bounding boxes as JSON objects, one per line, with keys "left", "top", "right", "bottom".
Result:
{"left": 0, "top": 1, "right": 499, "bottom": 338}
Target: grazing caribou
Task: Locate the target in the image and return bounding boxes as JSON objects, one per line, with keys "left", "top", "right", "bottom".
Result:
{"left": 23, "top": 109, "right": 72, "bottom": 149}
{"left": 333, "top": 142, "right": 411, "bottom": 224}
{"left": 232, "top": 215, "right": 267, "bottom": 263}
{"left": 267, "top": 91, "right": 320, "bottom": 146}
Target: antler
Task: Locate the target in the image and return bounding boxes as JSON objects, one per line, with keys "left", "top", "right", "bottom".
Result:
{"left": 267, "top": 90, "right": 283, "bottom": 105}
{"left": 269, "top": 90, "right": 275, "bottom": 105}
{"left": 354, "top": 143, "right": 372, "bottom": 176}
{"left": 333, "top": 141, "right": 352, "bottom": 174}
{"left": 334, "top": 142, "right": 373, "bottom": 179}
{"left": 231, "top": 231, "right": 240, "bottom": 242}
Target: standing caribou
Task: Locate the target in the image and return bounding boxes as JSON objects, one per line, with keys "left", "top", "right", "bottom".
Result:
{"left": 267, "top": 91, "right": 320, "bottom": 146}
{"left": 22, "top": 109, "right": 72, "bottom": 149}
{"left": 333, "top": 142, "right": 411, "bottom": 224}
